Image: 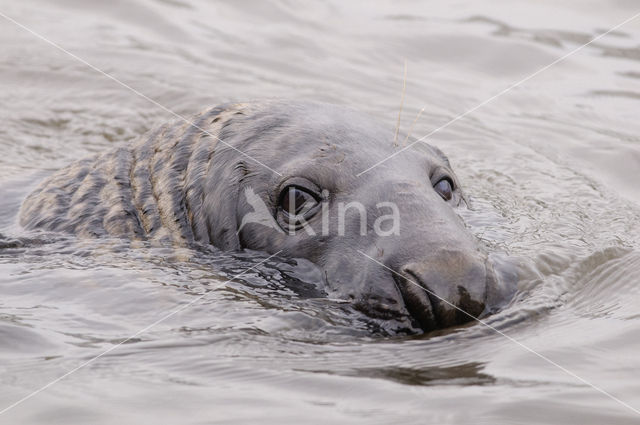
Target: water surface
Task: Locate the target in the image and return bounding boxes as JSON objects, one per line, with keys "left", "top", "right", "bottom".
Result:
{"left": 1, "top": 1, "right": 640, "bottom": 423}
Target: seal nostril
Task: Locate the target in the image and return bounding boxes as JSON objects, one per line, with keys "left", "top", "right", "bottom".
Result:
{"left": 393, "top": 270, "right": 438, "bottom": 332}
{"left": 455, "top": 285, "right": 485, "bottom": 324}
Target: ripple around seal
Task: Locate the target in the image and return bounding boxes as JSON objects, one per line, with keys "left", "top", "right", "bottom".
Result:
{"left": 565, "top": 248, "right": 640, "bottom": 320}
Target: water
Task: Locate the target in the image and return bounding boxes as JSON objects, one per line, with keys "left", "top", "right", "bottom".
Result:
{"left": 1, "top": 0, "right": 640, "bottom": 423}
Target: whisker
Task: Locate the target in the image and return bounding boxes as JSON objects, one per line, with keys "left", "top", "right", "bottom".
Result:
{"left": 393, "top": 59, "right": 407, "bottom": 147}
{"left": 402, "top": 106, "right": 425, "bottom": 147}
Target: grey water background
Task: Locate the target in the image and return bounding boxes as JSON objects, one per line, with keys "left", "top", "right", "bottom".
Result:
{"left": 1, "top": 0, "right": 640, "bottom": 423}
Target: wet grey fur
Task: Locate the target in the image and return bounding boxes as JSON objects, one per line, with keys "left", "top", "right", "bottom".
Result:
{"left": 21, "top": 104, "right": 244, "bottom": 247}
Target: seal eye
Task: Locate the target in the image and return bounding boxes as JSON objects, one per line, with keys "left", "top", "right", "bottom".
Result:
{"left": 279, "top": 186, "right": 318, "bottom": 217}
{"left": 434, "top": 178, "right": 453, "bottom": 201}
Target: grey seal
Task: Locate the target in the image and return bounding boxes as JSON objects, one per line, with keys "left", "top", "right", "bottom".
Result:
{"left": 20, "top": 100, "right": 514, "bottom": 333}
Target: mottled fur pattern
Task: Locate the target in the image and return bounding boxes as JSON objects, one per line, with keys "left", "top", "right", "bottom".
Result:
{"left": 20, "top": 104, "right": 246, "bottom": 246}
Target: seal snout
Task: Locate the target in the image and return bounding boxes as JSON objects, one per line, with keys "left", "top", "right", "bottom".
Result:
{"left": 393, "top": 251, "right": 488, "bottom": 332}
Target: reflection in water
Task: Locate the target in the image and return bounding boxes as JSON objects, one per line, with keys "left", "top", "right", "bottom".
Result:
{"left": 1, "top": 0, "right": 640, "bottom": 423}
{"left": 315, "top": 363, "right": 496, "bottom": 387}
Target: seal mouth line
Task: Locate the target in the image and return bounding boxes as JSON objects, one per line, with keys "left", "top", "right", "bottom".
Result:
{"left": 356, "top": 9, "right": 640, "bottom": 177}
{"left": 357, "top": 249, "right": 640, "bottom": 417}
{"left": 0, "top": 10, "right": 282, "bottom": 178}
